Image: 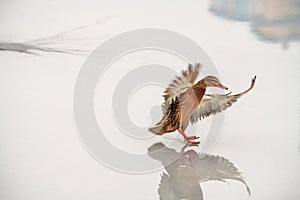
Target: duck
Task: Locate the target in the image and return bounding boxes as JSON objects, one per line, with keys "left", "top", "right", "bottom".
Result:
{"left": 148, "top": 63, "right": 256, "bottom": 145}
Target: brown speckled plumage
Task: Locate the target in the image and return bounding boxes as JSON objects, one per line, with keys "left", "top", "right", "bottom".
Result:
{"left": 149, "top": 79, "right": 206, "bottom": 135}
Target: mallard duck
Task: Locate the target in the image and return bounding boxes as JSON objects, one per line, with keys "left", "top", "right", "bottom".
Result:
{"left": 147, "top": 142, "right": 251, "bottom": 199}
{"left": 148, "top": 63, "right": 256, "bottom": 145}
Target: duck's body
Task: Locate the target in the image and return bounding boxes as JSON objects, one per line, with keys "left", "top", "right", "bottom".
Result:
{"left": 150, "top": 80, "right": 206, "bottom": 135}
{"left": 149, "top": 63, "right": 256, "bottom": 144}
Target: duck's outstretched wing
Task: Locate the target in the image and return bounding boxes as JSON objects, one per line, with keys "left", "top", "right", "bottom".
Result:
{"left": 190, "top": 76, "right": 256, "bottom": 124}
{"left": 162, "top": 63, "right": 202, "bottom": 114}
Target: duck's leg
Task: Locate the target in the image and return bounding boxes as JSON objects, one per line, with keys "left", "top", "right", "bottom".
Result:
{"left": 177, "top": 128, "right": 199, "bottom": 140}
{"left": 177, "top": 128, "right": 200, "bottom": 145}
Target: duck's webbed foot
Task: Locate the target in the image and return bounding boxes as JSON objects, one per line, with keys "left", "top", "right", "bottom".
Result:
{"left": 177, "top": 128, "right": 200, "bottom": 145}
{"left": 185, "top": 139, "right": 200, "bottom": 146}
{"left": 185, "top": 135, "right": 199, "bottom": 140}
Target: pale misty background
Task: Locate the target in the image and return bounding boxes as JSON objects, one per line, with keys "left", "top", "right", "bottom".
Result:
{"left": 1, "top": 0, "right": 300, "bottom": 200}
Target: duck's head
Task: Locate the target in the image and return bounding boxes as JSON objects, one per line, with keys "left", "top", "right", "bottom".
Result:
{"left": 203, "top": 76, "right": 228, "bottom": 90}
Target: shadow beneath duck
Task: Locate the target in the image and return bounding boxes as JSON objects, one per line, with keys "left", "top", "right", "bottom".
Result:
{"left": 148, "top": 142, "right": 251, "bottom": 200}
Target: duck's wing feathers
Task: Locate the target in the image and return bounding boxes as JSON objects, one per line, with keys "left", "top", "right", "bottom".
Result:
{"left": 162, "top": 63, "right": 202, "bottom": 114}
{"left": 190, "top": 76, "right": 256, "bottom": 124}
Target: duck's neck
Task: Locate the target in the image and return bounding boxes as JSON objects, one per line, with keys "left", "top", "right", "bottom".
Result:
{"left": 192, "top": 80, "right": 206, "bottom": 103}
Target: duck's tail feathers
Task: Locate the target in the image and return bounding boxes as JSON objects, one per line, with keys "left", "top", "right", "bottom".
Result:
{"left": 148, "top": 124, "right": 165, "bottom": 135}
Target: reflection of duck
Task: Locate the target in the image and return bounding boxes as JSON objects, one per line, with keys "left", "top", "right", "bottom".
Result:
{"left": 148, "top": 63, "right": 256, "bottom": 145}
{"left": 148, "top": 142, "right": 251, "bottom": 200}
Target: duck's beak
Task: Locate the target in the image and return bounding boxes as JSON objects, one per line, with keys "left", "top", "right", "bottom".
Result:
{"left": 218, "top": 83, "right": 228, "bottom": 90}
